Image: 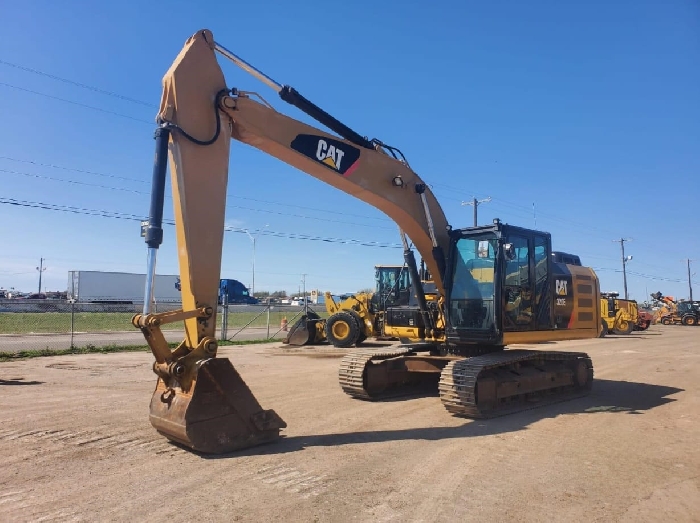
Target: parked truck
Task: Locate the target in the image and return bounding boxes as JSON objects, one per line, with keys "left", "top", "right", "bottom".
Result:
{"left": 218, "top": 278, "right": 259, "bottom": 305}
{"left": 68, "top": 270, "right": 181, "bottom": 304}
{"left": 175, "top": 277, "right": 258, "bottom": 305}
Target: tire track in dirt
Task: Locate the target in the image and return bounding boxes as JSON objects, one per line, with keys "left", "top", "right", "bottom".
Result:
{"left": 242, "top": 463, "right": 334, "bottom": 499}
{"left": 0, "top": 426, "right": 183, "bottom": 455}
{"left": 0, "top": 488, "right": 84, "bottom": 522}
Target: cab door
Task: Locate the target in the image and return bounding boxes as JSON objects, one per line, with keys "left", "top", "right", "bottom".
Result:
{"left": 503, "top": 234, "right": 535, "bottom": 330}
{"left": 502, "top": 231, "right": 552, "bottom": 331}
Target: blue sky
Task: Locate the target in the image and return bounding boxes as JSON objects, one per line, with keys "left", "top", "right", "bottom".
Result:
{"left": 1, "top": 0, "right": 698, "bottom": 302}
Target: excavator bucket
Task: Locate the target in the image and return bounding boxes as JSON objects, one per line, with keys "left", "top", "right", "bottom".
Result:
{"left": 149, "top": 358, "right": 286, "bottom": 454}
{"left": 283, "top": 311, "right": 326, "bottom": 346}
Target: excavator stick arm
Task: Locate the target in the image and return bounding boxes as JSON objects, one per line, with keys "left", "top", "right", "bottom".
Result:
{"left": 138, "top": 31, "right": 287, "bottom": 454}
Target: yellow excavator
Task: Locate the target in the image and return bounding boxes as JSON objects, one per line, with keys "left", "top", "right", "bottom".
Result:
{"left": 132, "top": 29, "right": 601, "bottom": 455}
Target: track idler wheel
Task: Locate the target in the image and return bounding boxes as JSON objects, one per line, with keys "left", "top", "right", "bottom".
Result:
{"left": 149, "top": 358, "right": 286, "bottom": 454}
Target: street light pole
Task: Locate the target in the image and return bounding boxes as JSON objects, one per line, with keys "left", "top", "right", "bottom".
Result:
{"left": 243, "top": 224, "right": 268, "bottom": 297}
{"left": 613, "top": 238, "right": 633, "bottom": 299}
{"left": 301, "top": 273, "right": 307, "bottom": 315}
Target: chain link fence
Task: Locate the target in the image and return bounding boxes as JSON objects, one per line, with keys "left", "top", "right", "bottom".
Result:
{"left": 0, "top": 299, "right": 328, "bottom": 353}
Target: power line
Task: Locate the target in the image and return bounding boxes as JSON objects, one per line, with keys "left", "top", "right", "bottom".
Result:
{"left": 0, "top": 197, "right": 403, "bottom": 249}
{"left": 0, "top": 82, "right": 152, "bottom": 125}
{"left": 0, "top": 155, "right": 392, "bottom": 223}
{"left": 3, "top": 159, "right": 693, "bottom": 285}
{"left": 0, "top": 73, "right": 648, "bottom": 245}
{"left": 1, "top": 196, "right": 689, "bottom": 285}
{"left": 0, "top": 155, "right": 143, "bottom": 183}
{"left": 0, "top": 168, "right": 146, "bottom": 195}
{"left": 0, "top": 59, "right": 154, "bottom": 107}
{"left": 0, "top": 166, "right": 394, "bottom": 230}
{"left": 4, "top": 153, "right": 653, "bottom": 245}
{"left": 592, "top": 266, "right": 687, "bottom": 284}
{"left": 491, "top": 196, "right": 625, "bottom": 240}
{"left": 0, "top": 70, "right": 645, "bottom": 243}
{"left": 0, "top": 69, "right": 682, "bottom": 256}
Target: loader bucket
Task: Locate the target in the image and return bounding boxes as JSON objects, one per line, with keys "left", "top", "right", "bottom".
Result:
{"left": 283, "top": 311, "right": 325, "bottom": 346}
{"left": 149, "top": 357, "right": 286, "bottom": 454}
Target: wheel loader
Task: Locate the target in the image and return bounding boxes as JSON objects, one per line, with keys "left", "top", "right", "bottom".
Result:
{"left": 659, "top": 301, "right": 700, "bottom": 326}
{"left": 599, "top": 292, "right": 638, "bottom": 336}
{"left": 283, "top": 263, "right": 436, "bottom": 347}
{"left": 132, "top": 29, "right": 601, "bottom": 455}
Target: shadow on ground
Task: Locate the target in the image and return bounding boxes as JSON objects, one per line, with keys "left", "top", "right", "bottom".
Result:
{"left": 195, "top": 378, "right": 683, "bottom": 459}
{"left": 0, "top": 377, "right": 44, "bottom": 385}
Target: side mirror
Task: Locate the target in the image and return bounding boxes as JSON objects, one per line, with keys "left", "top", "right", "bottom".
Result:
{"left": 504, "top": 243, "right": 516, "bottom": 260}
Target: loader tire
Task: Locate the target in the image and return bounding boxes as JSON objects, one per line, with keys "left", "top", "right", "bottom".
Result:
{"left": 599, "top": 319, "right": 608, "bottom": 338}
{"left": 661, "top": 317, "right": 671, "bottom": 325}
{"left": 344, "top": 309, "right": 368, "bottom": 344}
{"left": 613, "top": 319, "right": 634, "bottom": 335}
{"left": 682, "top": 315, "right": 697, "bottom": 326}
{"left": 325, "top": 311, "right": 361, "bottom": 348}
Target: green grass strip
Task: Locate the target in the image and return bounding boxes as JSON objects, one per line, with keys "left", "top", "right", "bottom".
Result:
{"left": 0, "top": 338, "right": 280, "bottom": 362}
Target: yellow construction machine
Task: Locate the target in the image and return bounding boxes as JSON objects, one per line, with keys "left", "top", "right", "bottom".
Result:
{"left": 284, "top": 263, "right": 436, "bottom": 347}
{"left": 132, "top": 29, "right": 601, "bottom": 454}
{"left": 599, "top": 292, "right": 638, "bottom": 336}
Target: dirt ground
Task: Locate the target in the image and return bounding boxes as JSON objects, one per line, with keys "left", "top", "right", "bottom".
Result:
{"left": 1, "top": 325, "right": 698, "bottom": 522}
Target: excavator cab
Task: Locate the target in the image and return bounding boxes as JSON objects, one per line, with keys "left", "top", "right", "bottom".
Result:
{"left": 381, "top": 220, "right": 564, "bottom": 345}
{"left": 444, "top": 220, "right": 552, "bottom": 343}
{"left": 443, "top": 220, "right": 598, "bottom": 345}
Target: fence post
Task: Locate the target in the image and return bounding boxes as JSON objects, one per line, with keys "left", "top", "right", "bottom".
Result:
{"left": 69, "top": 272, "right": 75, "bottom": 349}
{"left": 266, "top": 299, "right": 271, "bottom": 339}
{"left": 221, "top": 293, "right": 229, "bottom": 341}
{"left": 70, "top": 299, "right": 75, "bottom": 349}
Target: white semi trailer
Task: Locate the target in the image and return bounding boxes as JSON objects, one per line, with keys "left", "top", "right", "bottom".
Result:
{"left": 67, "top": 270, "right": 181, "bottom": 303}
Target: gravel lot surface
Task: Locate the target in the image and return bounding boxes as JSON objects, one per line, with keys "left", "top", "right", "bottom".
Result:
{"left": 1, "top": 325, "right": 698, "bottom": 522}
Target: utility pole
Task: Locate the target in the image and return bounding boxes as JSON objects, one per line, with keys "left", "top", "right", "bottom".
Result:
{"left": 612, "top": 238, "right": 633, "bottom": 299}
{"left": 687, "top": 259, "right": 694, "bottom": 301}
{"left": 461, "top": 196, "right": 492, "bottom": 227}
{"left": 36, "top": 258, "right": 47, "bottom": 294}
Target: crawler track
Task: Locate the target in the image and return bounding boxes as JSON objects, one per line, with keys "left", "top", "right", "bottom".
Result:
{"left": 438, "top": 350, "right": 594, "bottom": 418}
{"left": 338, "top": 347, "right": 414, "bottom": 399}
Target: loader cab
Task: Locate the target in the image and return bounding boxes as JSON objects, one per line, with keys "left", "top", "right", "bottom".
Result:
{"left": 601, "top": 292, "right": 620, "bottom": 318}
{"left": 372, "top": 265, "right": 411, "bottom": 310}
{"left": 445, "top": 220, "right": 553, "bottom": 345}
